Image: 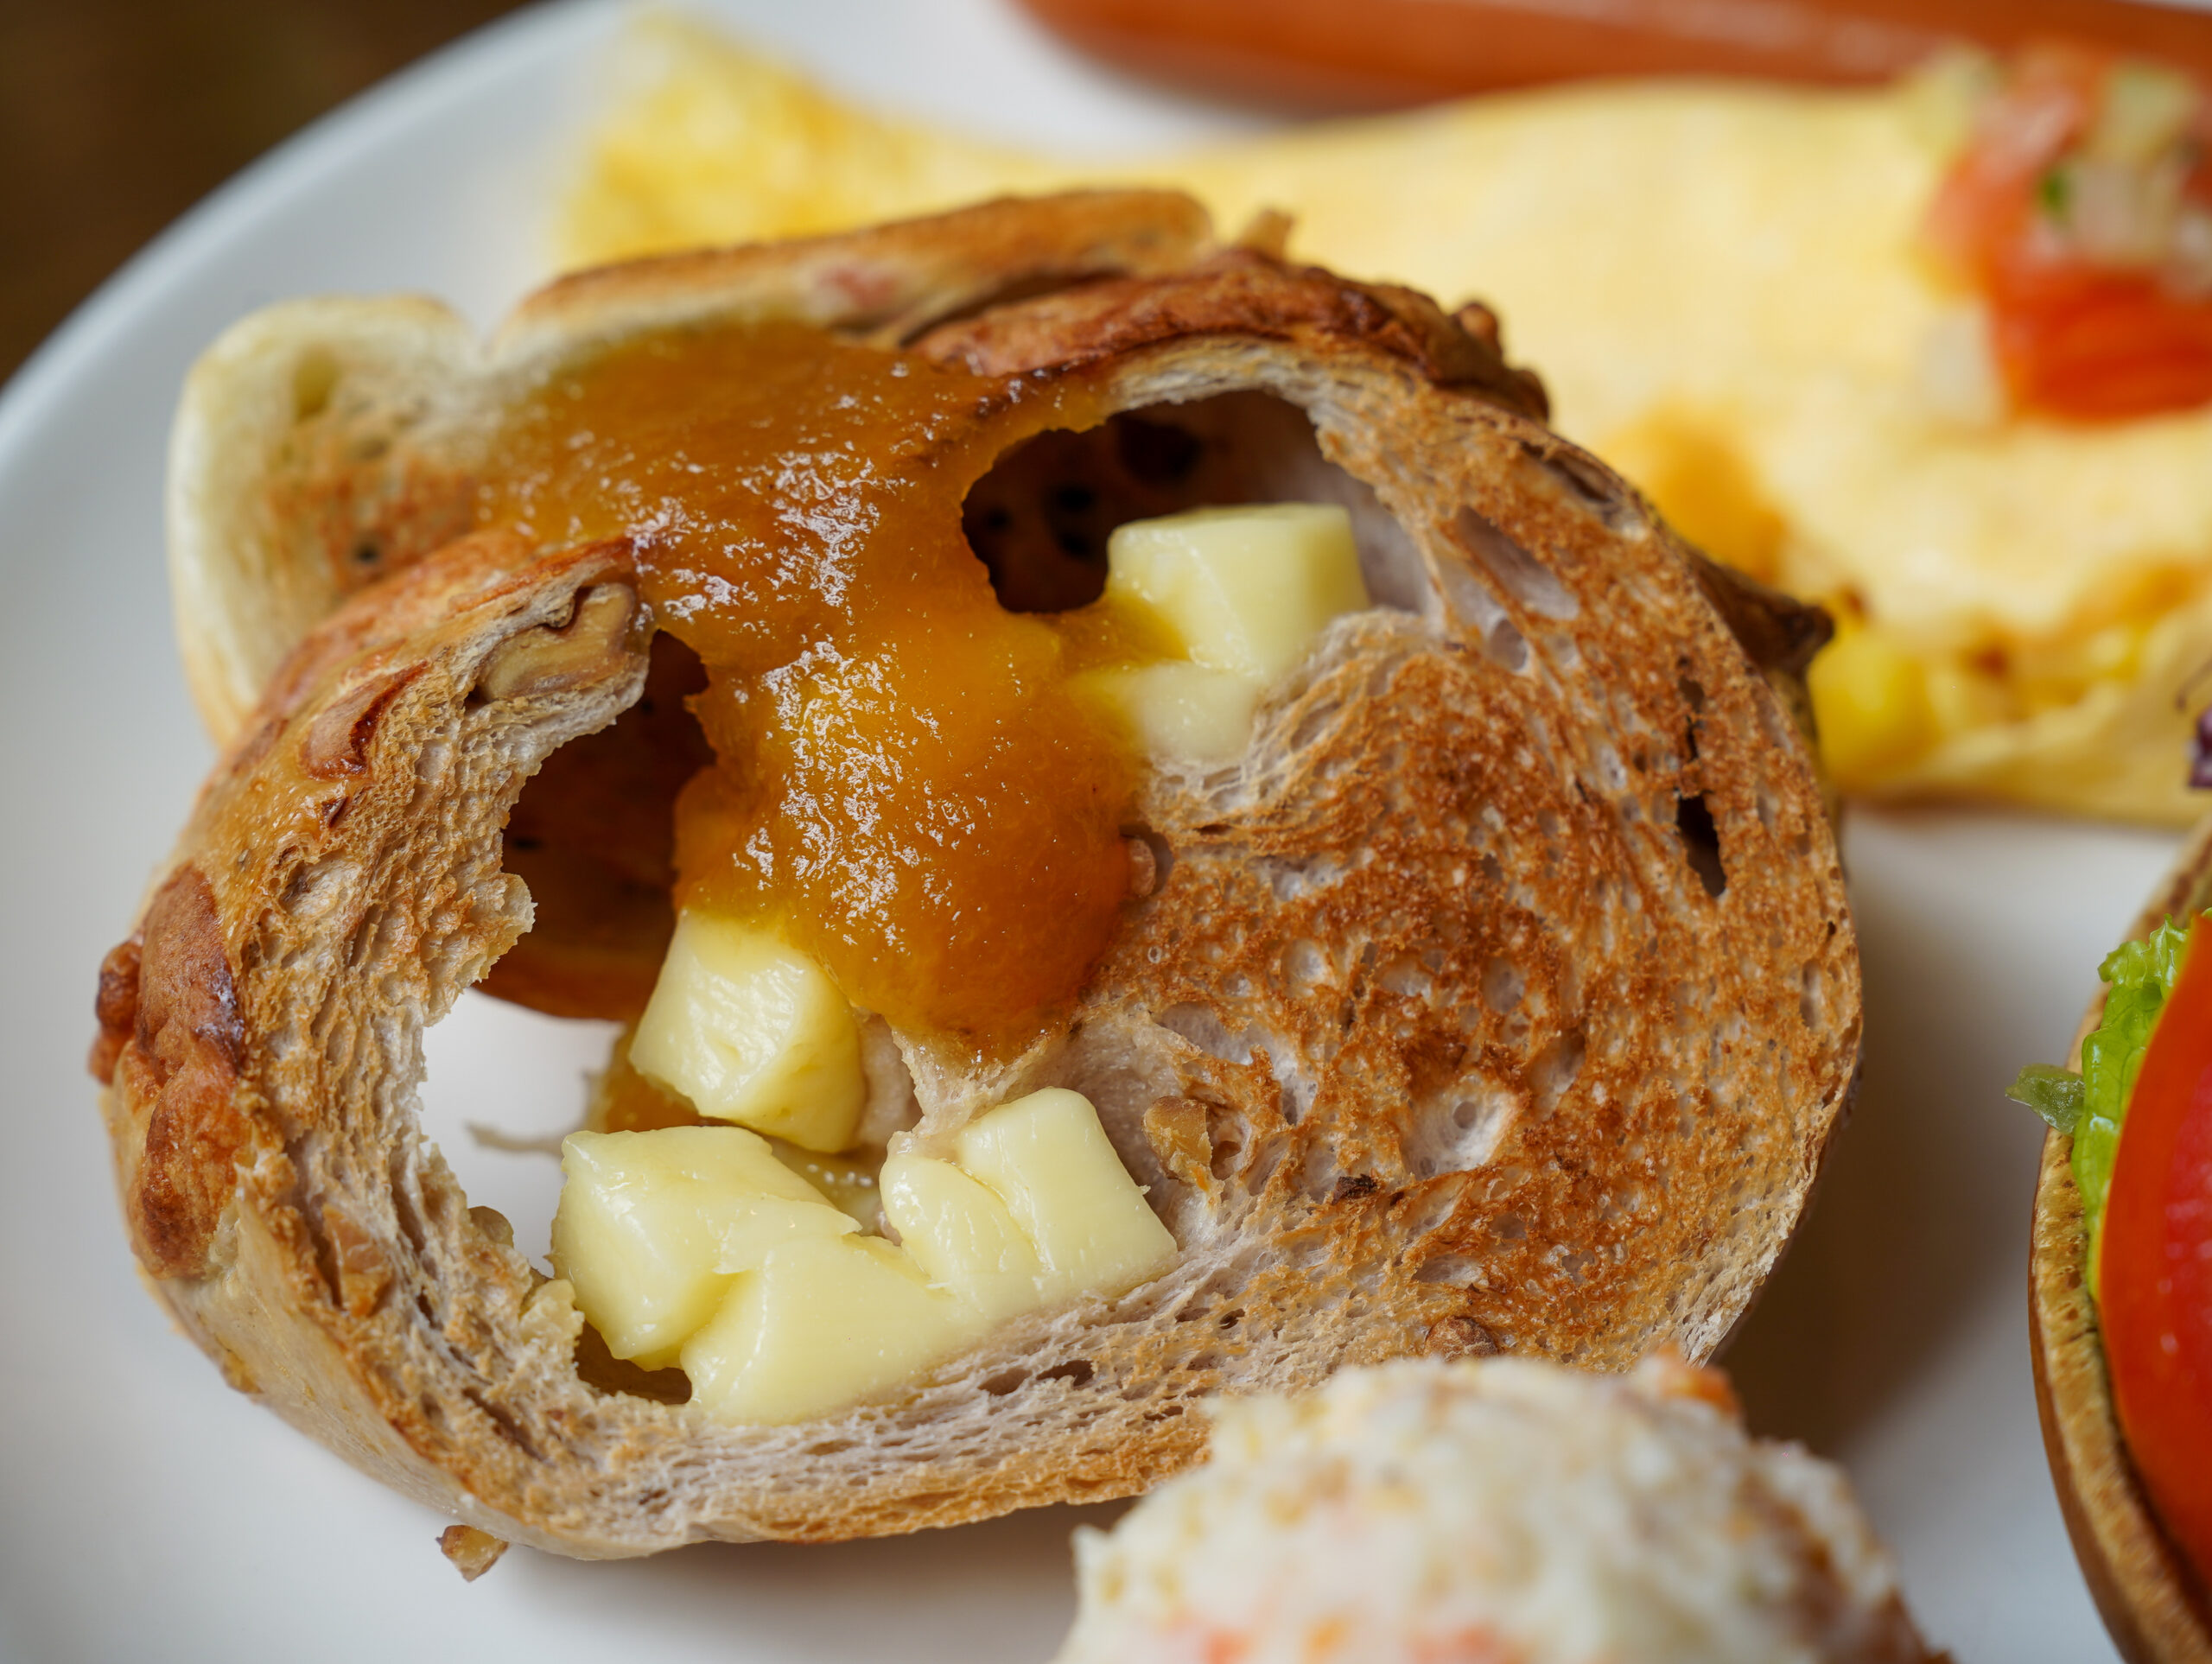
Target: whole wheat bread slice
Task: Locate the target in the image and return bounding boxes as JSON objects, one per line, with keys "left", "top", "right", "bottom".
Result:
{"left": 95, "top": 192, "right": 1859, "bottom": 1559}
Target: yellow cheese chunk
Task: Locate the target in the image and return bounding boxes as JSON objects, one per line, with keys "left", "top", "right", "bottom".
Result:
{"left": 880, "top": 1153, "right": 1046, "bottom": 1323}
{"left": 1069, "top": 661, "right": 1262, "bottom": 766}
{"left": 550, "top": 1127, "right": 856, "bottom": 1368}
{"left": 629, "top": 910, "right": 866, "bottom": 1152}
{"left": 1106, "top": 504, "right": 1370, "bottom": 683}
{"left": 954, "top": 1088, "right": 1179, "bottom": 1306}
{"left": 555, "top": 1089, "right": 1179, "bottom": 1423}
{"left": 681, "top": 1235, "right": 971, "bottom": 1425}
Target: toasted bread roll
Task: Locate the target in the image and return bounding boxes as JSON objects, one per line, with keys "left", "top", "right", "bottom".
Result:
{"left": 102, "top": 193, "right": 1859, "bottom": 1558}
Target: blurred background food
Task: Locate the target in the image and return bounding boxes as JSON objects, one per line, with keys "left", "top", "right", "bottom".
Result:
{"left": 13, "top": 1, "right": 2212, "bottom": 828}
{"left": 564, "top": 12, "right": 2212, "bottom": 827}
{"left": 1015, "top": 0, "right": 2212, "bottom": 106}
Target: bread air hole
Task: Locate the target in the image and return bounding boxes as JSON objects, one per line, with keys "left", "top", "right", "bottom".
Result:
{"left": 962, "top": 391, "right": 1427, "bottom": 619}
{"left": 479, "top": 629, "right": 711, "bottom": 1021}
{"left": 1675, "top": 791, "right": 1728, "bottom": 899}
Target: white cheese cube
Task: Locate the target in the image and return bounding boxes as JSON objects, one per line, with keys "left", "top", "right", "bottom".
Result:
{"left": 880, "top": 1153, "right": 1046, "bottom": 1322}
{"left": 630, "top": 911, "right": 866, "bottom": 1153}
{"left": 1070, "top": 662, "right": 1262, "bottom": 765}
{"left": 550, "top": 1127, "right": 856, "bottom": 1369}
{"left": 954, "top": 1089, "right": 1178, "bottom": 1306}
{"left": 1106, "top": 504, "right": 1370, "bottom": 683}
{"left": 682, "top": 1235, "right": 976, "bottom": 1425}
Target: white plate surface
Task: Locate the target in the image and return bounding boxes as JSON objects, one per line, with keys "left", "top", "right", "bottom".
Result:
{"left": 0, "top": 3, "right": 2181, "bottom": 1659}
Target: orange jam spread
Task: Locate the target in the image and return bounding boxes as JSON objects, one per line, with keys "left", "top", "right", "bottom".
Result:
{"left": 479, "top": 321, "right": 1156, "bottom": 1048}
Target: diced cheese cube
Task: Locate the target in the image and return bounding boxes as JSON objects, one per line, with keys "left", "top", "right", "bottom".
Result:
{"left": 954, "top": 1089, "right": 1178, "bottom": 1306}
{"left": 550, "top": 1126, "right": 856, "bottom": 1368}
{"left": 682, "top": 1235, "right": 975, "bottom": 1425}
{"left": 1070, "top": 662, "right": 1262, "bottom": 765}
{"left": 1106, "top": 503, "right": 1370, "bottom": 683}
{"left": 880, "top": 1153, "right": 1046, "bottom": 1322}
{"left": 630, "top": 910, "right": 866, "bottom": 1152}
{"left": 558, "top": 1086, "right": 1183, "bottom": 1425}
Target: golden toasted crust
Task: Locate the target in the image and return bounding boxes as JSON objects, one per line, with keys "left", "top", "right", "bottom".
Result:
{"left": 912, "top": 246, "right": 1548, "bottom": 419}
{"left": 2032, "top": 820, "right": 2212, "bottom": 1662}
{"left": 117, "top": 867, "right": 248, "bottom": 1280}
{"left": 110, "top": 192, "right": 1859, "bottom": 1558}
{"left": 504, "top": 186, "right": 1218, "bottom": 359}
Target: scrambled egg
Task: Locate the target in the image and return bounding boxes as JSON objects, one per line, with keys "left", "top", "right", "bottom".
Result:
{"left": 562, "top": 19, "right": 1059, "bottom": 260}
{"left": 559, "top": 16, "right": 2212, "bottom": 823}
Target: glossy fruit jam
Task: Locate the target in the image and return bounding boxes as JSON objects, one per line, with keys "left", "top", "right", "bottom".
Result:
{"left": 479, "top": 321, "right": 1159, "bottom": 1048}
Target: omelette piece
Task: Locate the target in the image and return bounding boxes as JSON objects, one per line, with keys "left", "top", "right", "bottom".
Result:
{"left": 557, "top": 19, "right": 2212, "bottom": 824}
{"left": 560, "top": 18, "right": 1059, "bottom": 263}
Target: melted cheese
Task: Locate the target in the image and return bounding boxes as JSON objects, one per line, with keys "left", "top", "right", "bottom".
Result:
{"left": 1105, "top": 504, "right": 1370, "bottom": 682}
{"left": 683, "top": 1234, "right": 968, "bottom": 1426}
{"left": 953, "top": 1088, "right": 1178, "bottom": 1308}
{"left": 879, "top": 1153, "right": 1046, "bottom": 1324}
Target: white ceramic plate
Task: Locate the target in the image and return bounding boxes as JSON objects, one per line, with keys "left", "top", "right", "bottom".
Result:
{"left": 0, "top": 3, "right": 2180, "bottom": 1658}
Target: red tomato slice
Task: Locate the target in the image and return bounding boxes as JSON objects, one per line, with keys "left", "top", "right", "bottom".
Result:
{"left": 1922, "top": 42, "right": 2212, "bottom": 422}
{"left": 1993, "top": 272, "right": 2212, "bottom": 421}
{"left": 2102, "top": 926, "right": 2212, "bottom": 1586}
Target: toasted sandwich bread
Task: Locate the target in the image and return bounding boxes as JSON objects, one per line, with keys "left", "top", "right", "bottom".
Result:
{"left": 97, "top": 192, "right": 1859, "bottom": 1558}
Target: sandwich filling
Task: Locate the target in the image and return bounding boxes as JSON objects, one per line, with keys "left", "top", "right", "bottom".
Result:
{"left": 480, "top": 321, "right": 1137, "bottom": 1042}
{"left": 2012, "top": 913, "right": 2212, "bottom": 1585}
{"left": 475, "top": 321, "right": 1376, "bottom": 1420}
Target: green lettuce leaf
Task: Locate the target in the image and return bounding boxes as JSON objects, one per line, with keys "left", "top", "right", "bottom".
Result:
{"left": 2072, "top": 916, "right": 2195, "bottom": 1287}
{"left": 2005, "top": 1064, "right": 2084, "bottom": 1134}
